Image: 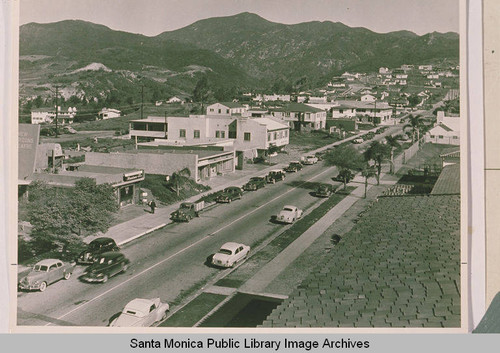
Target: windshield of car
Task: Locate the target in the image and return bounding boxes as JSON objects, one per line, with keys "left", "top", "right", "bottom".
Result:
{"left": 218, "top": 249, "right": 233, "bottom": 255}
{"left": 33, "top": 265, "right": 48, "bottom": 272}
{"left": 88, "top": 242, "right": 102, "bottom": 250}
{"left": 283, "top": 207, "right": 294, "bottom": 212}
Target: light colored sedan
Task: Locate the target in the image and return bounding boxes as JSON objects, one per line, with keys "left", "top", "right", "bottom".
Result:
{"left": 211, "top": 242, "right": 250, "bottom": 268}
{"left": 302, "top": 155, "right": 318, "bottom": 165}
{"left": 18, "top": 259, "right": 74, "bottom": 292}
{"left": 110, "top": 298, "right": 169, "bottom": 327}
{"left": 276, "top": 205, "right": 303, "bottom": 224}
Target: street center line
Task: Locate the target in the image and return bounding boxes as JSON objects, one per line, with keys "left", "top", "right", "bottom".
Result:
{"left": 48, "top": 165, "right": 336, "bottom": 325}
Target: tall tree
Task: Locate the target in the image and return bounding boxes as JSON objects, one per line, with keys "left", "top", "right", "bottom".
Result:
{"left": 193, "top": 76, "right": 210, "bottom": 113}
{"left": 404, "top": 114, "right": 424, "bottom": 143}
{"left": 324, "top": 145, "right": 364, "bottom": 190}
{"left": 364, "top": 141, "right": 391, "bottom": 185}
{"left": 27, "top": 178, "right": 118, "bottom": 256}
{"left": 170, "top": 167, "right": 192, "bottom": 196}
{"left": 361, "top": 165, "right": 376, "bottom": 198}
{"left": 385, "top": 135, "right": 401, "bottom": 174}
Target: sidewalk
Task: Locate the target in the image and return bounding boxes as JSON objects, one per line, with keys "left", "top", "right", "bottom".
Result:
{"left": 85, "top": 125, "right": 402, "bottom": 246}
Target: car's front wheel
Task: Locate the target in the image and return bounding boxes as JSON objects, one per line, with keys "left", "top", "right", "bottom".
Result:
{"left": 39, "top": 282, "right": 47, "bottom": 292}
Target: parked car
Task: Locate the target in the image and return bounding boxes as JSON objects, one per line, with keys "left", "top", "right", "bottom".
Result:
{"left": 315, "top": 184, "right": 335, "bottom": 198}
{"left": 170, "top": 201, "right": 204, "bottom": 222}
{"left": 266, "top": 170, "right": 286, "bottom": 184}
{"left": 302, "top": 155, "right": 319, "bottom": 165}
{"left": 18, "top": 259, "right": 75, "bottom": 292}
{"left": 81, "top": 252, "right": 130, "bottom": 283}
{"left": 243, "top": 177, "right": 267, "bottom": 191}
{"left": 284, "top": 161, "right": 303, "bottom": 173}
{"left": 110, "top": 298, "right": 169, "bottom": 327}
{"left": 352, "top": 138, "right": 364, "bottom": 144}
{"left": 77, "top": 237, "right": 119, "bottom": 265}
{"left": 276, "top": 205, "right": 303, "bottom": 224}
{"left": 215, "top": 186, "right": 243, "bottom": 203}
{"left": 211, "top": 242, "right": 250, "bottom": 268}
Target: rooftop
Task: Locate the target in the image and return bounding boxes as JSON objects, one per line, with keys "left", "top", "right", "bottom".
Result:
{"left": 431, "top": 164, "right": 460, "bottom": 195}
{"left": 262, "top": 194, "right": 460, "bottom": 328}
{"left": 272, "top": 103, "right": 323, "bottom": 113}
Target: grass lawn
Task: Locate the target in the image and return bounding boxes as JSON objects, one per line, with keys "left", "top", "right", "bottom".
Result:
{"left": 161, "top": 293, "right": 226, "bottom": 327}
{"left": 289, "top": 130, "right": 342, "bottom": 151}
{"left": 141, "top": 174, "right": 210, "bottom": 206}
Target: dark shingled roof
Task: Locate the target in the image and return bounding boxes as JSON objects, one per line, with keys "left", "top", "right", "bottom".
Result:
{"left": 261, "top": 195, "right": 460, "bottom": 328}
{"left": 273, "top": 102, "right": 323, "bottom": 113}
{"left": 431, "top": 164, "right": 460, "bottom": 195}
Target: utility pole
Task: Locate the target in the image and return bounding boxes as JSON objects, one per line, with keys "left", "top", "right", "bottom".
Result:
{"left": 141, "top": 86, "right": 144, "bottom": 119}
{"left": 55, "top": 86, "right": 59, "bottom": 138}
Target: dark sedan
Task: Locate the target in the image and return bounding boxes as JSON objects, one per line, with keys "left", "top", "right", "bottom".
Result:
{"left": 215, "top": 186, "right": 243, "bottom": 203}
{"left": 243, "top": 177, "right": 267, "bottom": 191}
{"left": 81, "top": 252, "right": 130, "bottom": 283}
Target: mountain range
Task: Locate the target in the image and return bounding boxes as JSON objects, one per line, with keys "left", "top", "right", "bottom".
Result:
{"left": 19, "top": 12, "right": 459, "bottom": 105}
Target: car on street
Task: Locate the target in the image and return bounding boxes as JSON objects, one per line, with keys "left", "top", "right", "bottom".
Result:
{"left": 352, "top": 138, "right": 364, "bottom": 144}
{"left": 315, "top": 184, "right": 335, "bottom": 198}
{"left": 276, "top": 205, "right": 303, "bottom": 224}
{"left": 110, "top": 298, "right": 170, "bottom": 327}
{"left": 215, "top": 186, "right": 243, "bottom": 203}
{"left": 170, "top": 201, "right": 204, "bottom": 222}
{"left": 243, "top": 177, "right": 267, "bottom": 191}
{"left": 81, "top": 252, "right": 130, "bottom": 283}
{"left": 302, "top": 155, "right": 319, "bottom": 165}
{"left": 211, "top": 242, "right": 250, "bottom": 268}
{"left": 266, "top": 170, "right": 286, "bottom": 184}
{"left": 18, "top": 259, "right": 75, "bottom": 292}
{"left": 77, "top": 237, "right": 119, "bottom": 265}
{"left": 284, "top": 161, "right": 303, "bottom": 172}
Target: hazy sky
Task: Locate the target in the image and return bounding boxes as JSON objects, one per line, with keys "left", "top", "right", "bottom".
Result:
{"left": 20, "top": 0, "right": 460, "bottom": 36}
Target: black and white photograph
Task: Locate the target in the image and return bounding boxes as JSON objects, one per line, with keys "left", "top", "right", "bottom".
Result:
{"left": 12, "top": 0, "right": 465, "bottom": 331}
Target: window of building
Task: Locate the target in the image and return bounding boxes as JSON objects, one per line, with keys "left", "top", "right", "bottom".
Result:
{"left": 226, "top": 109, "right": 229, "bottom": 114}
{"left": 216, "top": 131, "right": 220, "bottom": 138}
{"left": 268, "top": 133, "right": 271, "bottom": 141}
{"left": 218, "top": 109, "right": 221, "bottom": 114}
{"left": 274, "top": 132, "right": 277, "bottom": 140}
{"left": 221, "top": 131, "right": 225, "bottom": 138}
{"left": 244, "top": 132, "right": 251, "bottom": 141}
{"left": 194, "top": 130, "right": 200, "bottom": 139}
{"left": 430, "top": 135, "right": 435, "bottom": 138}
{"left": 132, "top": 122, "right": 147, "bottom": 131}
{"left": 229, "top": 131, "right": 237, "bottom": 139}
{"left": 452, "top": 136, "right": 458, "bottom": 139}
{"left": 438, "top": 135, "right": 443, "bottom": 139}
{"left": 149, "top": 123, "right": 165, "bottom": 132}
{"left": 180, "top": 129, "right": 186, "bottom": 138}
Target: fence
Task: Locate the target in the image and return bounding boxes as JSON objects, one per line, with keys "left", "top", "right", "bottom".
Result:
{"left": 393, "top": 140, "right": 421, "bottom": 173}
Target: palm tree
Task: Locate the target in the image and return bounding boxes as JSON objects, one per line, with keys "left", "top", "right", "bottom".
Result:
{"left": 385, "top": 135, "right": 400, "bottom": 174}
{"left": 361, "top": 165, "right": 376, "bottom": 198}
{"left": 170, "top": 167, "right": 192, "bottom": 196}
{"left": 363, "top": 141, "right": 390, "bottom": 185}
{"left": 403, "top": 114, "right": 424, "bottom": 143}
